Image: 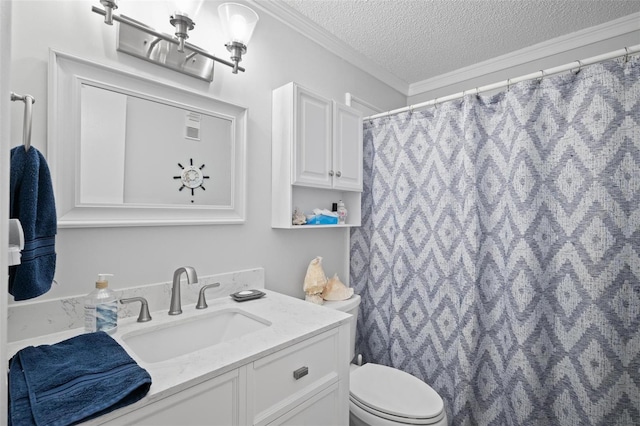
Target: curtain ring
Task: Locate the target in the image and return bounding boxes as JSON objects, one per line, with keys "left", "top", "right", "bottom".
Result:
{"left": 475, "top": 87, "right": 480, "bottom": 95}
{"left": 538, "top": 70, "right": 545, "bottom": 82}
{"left": 507, "top": 78, "right": 511, "bottom": 92}
{"left": 624, "top": 47, "right": 630, "bottom": 63}
{"left": 571, "top": 60, "right": 582, "bottom": 75}
{"left": 433, "top": 98, "right": 438, "bottom": 109}
{"left": 409, "top": 105, "right": 414, "bottom": 116}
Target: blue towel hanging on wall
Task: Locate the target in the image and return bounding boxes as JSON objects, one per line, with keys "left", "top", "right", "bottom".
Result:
{"left": 9, "top": 146, "right": 57, "bottom": 300}
{"left": 8, "top": 332, "right": 152, "bottom": 426}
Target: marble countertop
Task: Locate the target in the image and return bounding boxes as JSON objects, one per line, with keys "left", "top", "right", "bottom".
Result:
{"left": 7, "top": 290, "right": 352, "bottom": 424}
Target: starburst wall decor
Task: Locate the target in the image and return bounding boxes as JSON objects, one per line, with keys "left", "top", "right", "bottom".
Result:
{"left": 174, "top": 158, "right": 210, "bottom": 203}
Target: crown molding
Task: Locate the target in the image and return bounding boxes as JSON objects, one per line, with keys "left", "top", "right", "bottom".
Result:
{"left": 408, "top": 12, "right": 640, "bottom": 97}
{"left": 249, "top": 2, "right": 638, "bottom": 98}
{"left": 248, "top": 0, "right": 409, "bottom": 95}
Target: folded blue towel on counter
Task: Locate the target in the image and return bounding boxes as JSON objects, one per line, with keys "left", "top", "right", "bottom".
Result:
{"left": 9, "top": 146, "right": 57, "bottom": 301}
{"left": 9, "top": 332, "right": 152, "bottom": 426}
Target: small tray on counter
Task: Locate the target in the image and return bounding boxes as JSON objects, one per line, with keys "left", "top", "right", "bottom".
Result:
{"left": 230, "top": 289, "right": 266, "bottom": 302}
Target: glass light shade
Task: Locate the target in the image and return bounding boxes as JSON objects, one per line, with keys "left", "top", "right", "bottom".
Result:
{"left": 170, "top": 0, "right": 204, "bottom": 18}
{"left": 217, "top": 3, "right": 259, "bottom": 46}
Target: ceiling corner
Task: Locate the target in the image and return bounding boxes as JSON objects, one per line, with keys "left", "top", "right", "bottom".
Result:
{"left": 408, "top": 11, "right": 640, "bottom": 98}
{"left": 248, "top": 0, "right": 410, "bottom": 96}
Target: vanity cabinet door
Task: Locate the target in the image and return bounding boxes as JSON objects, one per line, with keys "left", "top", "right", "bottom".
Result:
{"left": 266, "top": 383, "right": 341, "bottom": 426}
{"left": 247, "top": 329, "right": 342, "bottom": 426}
{"left": 99, "top": 368, "right": 246, "bottom": 426}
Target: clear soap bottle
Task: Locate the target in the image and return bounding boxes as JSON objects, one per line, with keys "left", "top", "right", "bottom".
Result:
{"left": 337, "top": 200, "right": 348, "bottom": 224}
{"left": 84, "top": 273, "right": 118, "bottom": 334}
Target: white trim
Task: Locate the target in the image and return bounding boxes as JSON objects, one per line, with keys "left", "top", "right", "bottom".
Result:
{"left": 408, "top": 12, "right": 640, "bottom": 97}
{"left": 365, "top": 44, "right": 640, "bottom": 121}
{"left": 252, "top": 1, "right": 639, "bottom": 98}
{"left": 345, "top": 93, "right": 383, "bottom": 113}
{"left": 247, "top": 0, "right": 408, "bottom": 95}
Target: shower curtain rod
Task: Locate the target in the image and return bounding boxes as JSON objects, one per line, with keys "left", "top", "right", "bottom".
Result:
{"left": 365, "top": 44, "right": 640, "bottom": 121}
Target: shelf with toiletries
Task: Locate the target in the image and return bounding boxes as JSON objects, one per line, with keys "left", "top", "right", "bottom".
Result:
{"left": 272, "top": 82, "right": 363, "bottom": 229}
{"left": 286, "top": 187, "right": 361, "bottom": 229}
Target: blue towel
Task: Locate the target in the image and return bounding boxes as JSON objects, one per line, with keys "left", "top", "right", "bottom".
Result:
{"left": 8, "top": 332, "right": 152, "bottom": 426}
{"left": 9, "top": 146, "right": 57, "bottom": 300}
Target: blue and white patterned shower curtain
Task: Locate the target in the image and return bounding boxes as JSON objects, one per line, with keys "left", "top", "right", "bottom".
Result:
{"left": 350, "top": 56, "right": 640, "bottom": 425}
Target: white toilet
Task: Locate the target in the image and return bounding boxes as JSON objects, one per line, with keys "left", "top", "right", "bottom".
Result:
{"left": 324, "top": 295, "right": 447, "bottom": 426}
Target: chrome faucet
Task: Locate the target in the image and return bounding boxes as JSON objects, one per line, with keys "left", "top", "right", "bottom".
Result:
{"left": 196, "top": 282, "right": 221, "bottom": 309}
{"left": 168, "top": 266, "right": 198, "bottom": 315}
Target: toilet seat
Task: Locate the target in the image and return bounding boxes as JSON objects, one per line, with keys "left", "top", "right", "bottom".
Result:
{"left": 350, "top": 363, "right": 445, "bottom": 425}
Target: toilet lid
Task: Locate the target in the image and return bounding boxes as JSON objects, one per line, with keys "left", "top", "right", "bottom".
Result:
{"left": 350, "top": 363, "right": 444, "bottom": 420}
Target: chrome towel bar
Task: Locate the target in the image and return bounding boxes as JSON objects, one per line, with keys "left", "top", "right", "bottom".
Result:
{"left": 10, "top": 91, "right": 35, "bottom": 151}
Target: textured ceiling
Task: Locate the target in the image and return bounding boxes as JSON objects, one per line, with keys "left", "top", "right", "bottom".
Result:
{"left": 278, "top": 0, "right": 640, "bottom": 87}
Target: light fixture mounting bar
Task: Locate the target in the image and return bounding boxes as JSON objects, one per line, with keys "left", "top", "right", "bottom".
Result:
{"left": 91, "top": 6, "right": 246, "bottom": 75}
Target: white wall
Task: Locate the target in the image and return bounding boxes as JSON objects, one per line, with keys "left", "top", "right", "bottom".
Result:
{"left": 7, "top": 0, "right": 405, "bottom": 304}
{"left": 1, "top": 0, "right": 12, "bottom": 420}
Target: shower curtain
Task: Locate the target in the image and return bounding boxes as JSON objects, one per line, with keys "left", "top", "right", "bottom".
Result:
{"left": 350, "top": 56, "right": 639, "bottom": 425}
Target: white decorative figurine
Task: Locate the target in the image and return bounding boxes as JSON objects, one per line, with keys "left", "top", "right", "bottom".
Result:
{"left": 303, "top": 256, "right": 327, "bottom": 305}
{"left": 322, "top": 273, "right": 354, "bottom": 301}
{"left": 292, "top": 207, "right": 307, "bottom": 225}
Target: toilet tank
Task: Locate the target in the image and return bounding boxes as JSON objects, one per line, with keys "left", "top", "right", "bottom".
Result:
{"left": 323, "top": 294, "right": 361, "bottom": 361}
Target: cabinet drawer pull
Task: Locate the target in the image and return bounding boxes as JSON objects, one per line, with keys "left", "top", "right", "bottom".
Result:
{"left": 293, "top": 366, "right": 309, "bottom": 380}
{"left": 336, "top": 171, "right": 342, "bottom": 177}
{"left": 328, "top": 170, "right": 334, "bottom": 176}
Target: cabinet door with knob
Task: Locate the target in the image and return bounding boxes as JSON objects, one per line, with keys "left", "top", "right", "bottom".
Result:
{"left": 288, "top": 84, "right": 363, "bottom": 191}
{"left": 332, "top": 102, "right": 363, "bottom": 191}
{"left": 246, "top": 328, "right": 349, "bottom": 426}
{"left": 272, "top": 82, "right": 363, "bottom": 228}
{"left": 291, "top": 85, "right": 333, "bottom": 188}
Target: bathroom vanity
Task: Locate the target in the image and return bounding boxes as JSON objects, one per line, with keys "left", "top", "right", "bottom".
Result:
{"left": 7, "top": 290, "right": 351, "bottom": 425}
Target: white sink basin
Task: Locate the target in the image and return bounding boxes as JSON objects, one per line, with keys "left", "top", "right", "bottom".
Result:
{"left": 122, "top": 308, "right": 271, "bottom": 363}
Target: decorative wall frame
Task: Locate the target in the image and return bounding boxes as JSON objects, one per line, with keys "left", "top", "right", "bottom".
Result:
{"left": 48, "top": 49, "right": 247, "bottom": 227}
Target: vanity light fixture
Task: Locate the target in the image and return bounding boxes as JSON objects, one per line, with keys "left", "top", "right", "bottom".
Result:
{"left": 169, "top": 0, "right": 204, "bottom": 53}
{"left": 91, "top": 0, "right": 259, "bottom": 81}
{"left": 218, "top": 3, "right": 259, "bottom": 74}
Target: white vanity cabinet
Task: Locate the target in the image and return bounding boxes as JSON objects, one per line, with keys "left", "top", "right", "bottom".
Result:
{"left": 272, "top": 82, "right": 363, "bottom": 228}
{"left": 247, "top": 327, "right": 348, "bottom": 426}
{"left": 97, "top": 325, "right": 349, "bottom": 426}
{"left": 100, "top": 369, "right": 246, "bottom": 426}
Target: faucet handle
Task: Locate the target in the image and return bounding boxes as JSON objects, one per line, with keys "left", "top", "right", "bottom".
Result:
{"left": 120, "top": 297, "right": 152, "bottom": 322}
{"left": 196, "top": 283, "right": 221, "bottom": 309}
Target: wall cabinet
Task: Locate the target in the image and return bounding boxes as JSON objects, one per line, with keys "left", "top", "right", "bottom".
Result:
{"left": 99, "top": 326, "right": 349, "bottom": 426}
{"left": 272, "top": 82, "right": 363, "bottom": 228}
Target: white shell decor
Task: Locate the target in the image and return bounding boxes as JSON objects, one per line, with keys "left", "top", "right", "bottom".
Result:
{"left": 303, "top": 256, "right": 327, "bottom": 297}
{"left": 305, "top": 293, "right": 324, "bottom": 305}
{"left": 322, "top": 273, "right": 354, "bottom": 301}
{"left": 292, "top": 207, "right": 307, "bottom": 225}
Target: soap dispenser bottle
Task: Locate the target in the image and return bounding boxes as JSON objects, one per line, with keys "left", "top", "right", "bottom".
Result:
{"left": 337, "top": 200, "right": 347, "bottom": 224}
{"left": 84, "top": 274, "right": 118, "bottom": 334}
